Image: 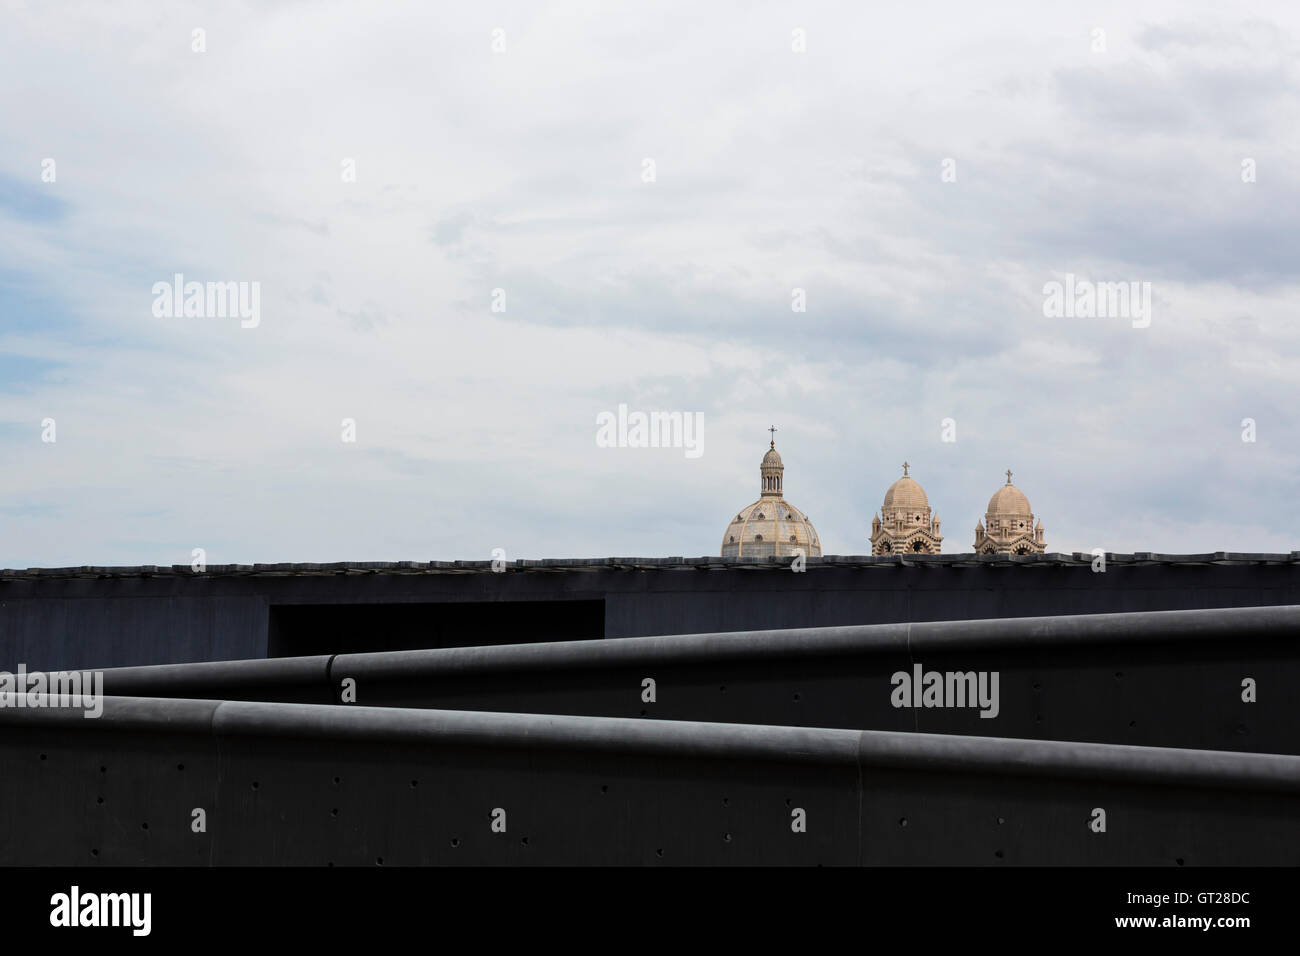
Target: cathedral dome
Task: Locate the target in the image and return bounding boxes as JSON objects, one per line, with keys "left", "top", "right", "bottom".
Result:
{"left": 974, "top": 470, "right": 1045, "bottom": 555}
{"left": 721, "top": 434, "right": 821, "bottom": 558}
{"left": 987, "top": 482, "right": 1031, "bottom": 515}
{"left": 882, "top": 476, "right": 929, "bottom": 512}
{"left": 871, "top": 463, "right": 942, "bottom": 555}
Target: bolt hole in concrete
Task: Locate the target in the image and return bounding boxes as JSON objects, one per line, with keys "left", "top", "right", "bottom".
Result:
{"left": 995, "top": 850, "right": 1004, "bottom": 859}
{"left": 375, "top": 857, "right": 384, "bottom": 866}
{"left": 330, "top": 809, "right": 338, "bottom": 817}
{"left": 899, "top": 817, "right": 908, "bottom": 827}
{"left": 96, "top": 797, "right": 103, "bottom": 805}
{"left": 723, "top": 833, "right": 732, "bottom": 843}
{"left": 450, "top": 839, "right": 460, "bottom": 848}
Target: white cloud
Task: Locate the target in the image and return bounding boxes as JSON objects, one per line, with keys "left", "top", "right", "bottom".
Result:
{"left": 1, "top": 0, "right": 1299, "bottom": 565}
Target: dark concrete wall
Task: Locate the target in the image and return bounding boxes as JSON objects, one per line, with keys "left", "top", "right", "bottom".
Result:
{"left": 4, "top": 556, "right": 1300, "bottom": 670}
{"left": 3, "top": 697, "right": 1298, "bottom": 866}
{"left": 604, "top": 560, "right": 1300, "bottom": 637}
{"left": 0, "top": 594, "right": 268, "bottom": 672}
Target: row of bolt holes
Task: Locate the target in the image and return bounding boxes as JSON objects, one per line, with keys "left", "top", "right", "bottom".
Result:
{"left": 81, "top": 768, "right": 521, "bottom": 862}
{"left": 85, "top": 770, "right": 1192, "bottom": 866}
{"left": 87, "top": 778, "right": 731, "bottom": 863}
{"left": 89, "top": 764, "right": 121, "bottom": 859}
{"left": 98, "top": 764, "right": 1190, "bottom": 868}
{"left": 895, "top": 813, "right": 1186, "bottom": 866}
{"left": 342, "top": 794, "right": 791, "bottom": 864}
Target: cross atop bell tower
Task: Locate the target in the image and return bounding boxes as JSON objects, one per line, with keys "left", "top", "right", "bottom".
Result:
{"left": 760, "top": 432, "right": 784, "bottom": 496}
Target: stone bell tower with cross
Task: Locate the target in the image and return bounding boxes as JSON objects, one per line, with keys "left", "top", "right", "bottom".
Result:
{"left": 973, "top": 469, "right": 1046, "bottom": 555}
{"left": 870, "top": 461, "right": 944, "bottom": 555}
{"left": 720, "top": 428, "right": 822, "bottom": 558}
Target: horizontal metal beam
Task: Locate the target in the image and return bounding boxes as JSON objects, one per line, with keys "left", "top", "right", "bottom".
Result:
{"left": 92, "top": 605, "right": 1300, "bottom": 682}
{"left": 3, "top": 694, "right": 1295, "bottom": 788}
{"left": 90, "top": 655, "right": 335, "bottom": 704}
{"left": 334, "top": 603, "right": 1300, "bottom": 674}
{"left": 76, "top": 605, "right": 1300, "bottom": 754}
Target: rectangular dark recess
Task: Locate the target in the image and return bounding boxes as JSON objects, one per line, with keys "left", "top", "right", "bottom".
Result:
{"left": 267, "top": 600, "right": 605, "bottom": 657}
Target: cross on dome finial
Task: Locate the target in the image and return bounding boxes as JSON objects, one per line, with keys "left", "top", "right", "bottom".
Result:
{"left": 768, "top": 425, "right": 777, "bottom": 449}
{"left": 1006, "top": 469, "right": 1013, "bottom": 485}
{"left": 902, "top": 461, "right": 909, "bottom": 477}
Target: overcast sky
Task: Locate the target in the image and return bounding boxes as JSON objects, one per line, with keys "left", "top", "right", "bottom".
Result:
{"left": 1, "top": 0, "right": 1298, "bottom": 566}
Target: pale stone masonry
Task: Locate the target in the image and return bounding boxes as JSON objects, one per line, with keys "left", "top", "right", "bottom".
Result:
{"left": 721, "top": 438, "right": 1045, "bottom": 557}
{"left": 974, "top": 470, "right": 1046, "bottom": 555}
{"left": 721, "top": 433, "right": 822, "bottom": 558}
{"left": 871, "top": 462, "right": 944, "bottom": 555}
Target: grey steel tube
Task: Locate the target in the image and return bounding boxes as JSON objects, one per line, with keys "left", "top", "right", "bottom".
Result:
{"left": 76, "top": 603, "right": 1300, "bottom": 696}
{"left": 2, "top": 694, "right": 1299, "bottom": 793}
